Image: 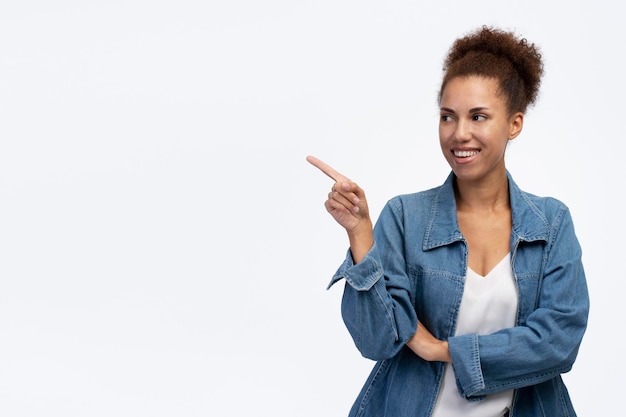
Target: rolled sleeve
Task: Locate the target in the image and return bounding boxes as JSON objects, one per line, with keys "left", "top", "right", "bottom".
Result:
{"left": 448, "top": 333, "right": 486, "bottom": 399}
{"left": 327, "top": 244, "right": 384, "bottom": 291}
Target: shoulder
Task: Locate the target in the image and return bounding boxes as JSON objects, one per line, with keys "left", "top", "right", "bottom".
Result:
{"left": 519, "top": 189, "right": 569, "bottom": 212}
{"left": 511, "top": 184, "right": 577, "bottom": 245}
{"left": 508, "top": 173, "right": 572, "bottom": 225}
{"left": 517, "top": 188, "right": 571, "bottom": 219}
{"left": 374, "top": 185, "right": 446, "bottom": 233}
{"left": 386, "top": 184, "right": 443, "bottom": 212}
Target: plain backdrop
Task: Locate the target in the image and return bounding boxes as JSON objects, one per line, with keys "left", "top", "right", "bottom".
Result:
{"left": 0, "top": 1, "right": 622, "bottom": 416}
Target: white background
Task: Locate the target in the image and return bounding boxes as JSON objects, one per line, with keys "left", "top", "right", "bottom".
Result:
{"left": 0, "top": 1, "right": 621, "bottom": 416}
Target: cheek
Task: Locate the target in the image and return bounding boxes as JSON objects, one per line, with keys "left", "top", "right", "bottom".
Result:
{"left": 485, "top": 126, "right": 510, "bottom": 149}
{"left": 495, "top": 135, "right": 510, "bottom": 155}
{"left": 438, "top": 124, "right": 451, "bottom": 142}
{"left": 438, "top": 135, "right": 452, "bottom": 159}
{"left": 438, "top": 129, "right": 448, "bottom": 150}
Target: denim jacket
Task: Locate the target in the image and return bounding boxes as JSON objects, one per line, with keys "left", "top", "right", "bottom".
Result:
{"left": 329, "top": 172, "right": 589, "bottom": 417}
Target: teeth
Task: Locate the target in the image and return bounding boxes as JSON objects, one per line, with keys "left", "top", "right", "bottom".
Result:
{"left": 454, "top": 150, "right": 479, "bottom": 157}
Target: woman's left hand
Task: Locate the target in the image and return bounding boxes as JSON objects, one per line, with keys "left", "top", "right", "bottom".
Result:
{"left": 406, "top": 322, "right": 452, "bottom": 363}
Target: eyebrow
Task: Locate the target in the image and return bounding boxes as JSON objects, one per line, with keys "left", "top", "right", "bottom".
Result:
{"left": 440, "top": 106, "right": 489, "bottom": 113}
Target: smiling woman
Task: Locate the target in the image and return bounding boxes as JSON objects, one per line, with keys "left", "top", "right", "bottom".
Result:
{"left": 308, "top": 26, "right": 589, "bottom": 417}
{"left": 439, "top": 76, "right": 523, "bottom": 192}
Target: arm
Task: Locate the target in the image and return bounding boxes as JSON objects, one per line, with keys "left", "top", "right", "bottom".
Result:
{"left": 333, "top": 200, "right": 418, "bottom": 360}
{"left": 406, "top": 322, "right": 452, "bottom": 363}
{"left": 306, "top": 155, "right": 373, "bottom": 263}
{"left": 448, "top": 207, "right": 590, "bottom": 398}
{"left": 307, "top": 156, "right": 417, "bottom": 360}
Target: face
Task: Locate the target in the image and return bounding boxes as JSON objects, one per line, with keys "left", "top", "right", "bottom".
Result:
{"left": 439, "top": 76, "right": 523, "bottom": 184}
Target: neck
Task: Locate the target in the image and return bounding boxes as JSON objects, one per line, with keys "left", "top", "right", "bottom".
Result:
{"left": 454, "top": 172, "right": 510, "bottom": 212}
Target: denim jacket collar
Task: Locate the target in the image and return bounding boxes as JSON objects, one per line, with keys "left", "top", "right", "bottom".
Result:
{"left": 422, "top": 171, "right": 549, "bottom": 251}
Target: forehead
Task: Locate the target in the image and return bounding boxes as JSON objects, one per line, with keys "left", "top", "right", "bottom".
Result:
{"left": 440, "top": 76, "right": 505, "bottom": 109}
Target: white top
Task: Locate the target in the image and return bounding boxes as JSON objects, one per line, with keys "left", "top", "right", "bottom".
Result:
{"left": 431, "top": 253, "right": 518, "bottom": 417}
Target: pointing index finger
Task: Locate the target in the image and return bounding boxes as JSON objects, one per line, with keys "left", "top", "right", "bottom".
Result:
{"left": 306, "top": 155, "right": 350, "bottom": 182}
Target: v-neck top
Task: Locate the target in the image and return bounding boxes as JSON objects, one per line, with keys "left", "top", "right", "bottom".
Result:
{"left": 431, "top": 253, "right": 518, "bottom": 417}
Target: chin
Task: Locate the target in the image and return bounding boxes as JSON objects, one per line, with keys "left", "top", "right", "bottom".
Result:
{"left": 450, "top": 166, "right": 483, "bottom": 183}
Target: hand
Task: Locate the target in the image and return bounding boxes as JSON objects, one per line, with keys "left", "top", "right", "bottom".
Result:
{"left": 306, "top": 155, "right": 373, "bottom": 263}
{"left": 306, "top": 155, "right": 371, "bottom": 232}
{"left": 406, "top": 322, "right": 451, "bottom": 363}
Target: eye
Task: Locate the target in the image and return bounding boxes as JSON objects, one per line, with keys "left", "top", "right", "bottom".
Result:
{"left": 472, "top": 114, "right": 487, "bottom": 121}
{"left": 440, "top": 114, "right": 453, "bottom": 122}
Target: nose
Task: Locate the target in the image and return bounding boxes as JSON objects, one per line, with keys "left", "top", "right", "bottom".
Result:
{"left": 454, "top": 119, "right": 472, "bottom": 142}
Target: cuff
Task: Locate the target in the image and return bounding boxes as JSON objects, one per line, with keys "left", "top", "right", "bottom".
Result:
{"left": 327, "top": 243, "right": 383, "bottom": 291}
{"left": 448, "top": 333, "right": 486, "bottom": 399}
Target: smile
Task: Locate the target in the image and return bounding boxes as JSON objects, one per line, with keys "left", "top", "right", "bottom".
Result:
{"left": 453, "top": 150, "right": 480, "bottom": 158}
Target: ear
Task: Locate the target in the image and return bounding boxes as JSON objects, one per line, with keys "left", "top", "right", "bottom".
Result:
{"left": 508, "top": 112, "right": 524, "bottom": 140}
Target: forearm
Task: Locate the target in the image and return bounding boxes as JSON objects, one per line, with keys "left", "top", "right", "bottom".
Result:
{"left": 334, "top": 244, "right": 417, "bottom": 361}
{"left": 341, "top": 282, "right": 415, "bottom": 360}
{"left": 347, "top": 220, "right": 374, "bottom": 264}
{"left": 406, "top": 322, "right": 452, "bottom": 363}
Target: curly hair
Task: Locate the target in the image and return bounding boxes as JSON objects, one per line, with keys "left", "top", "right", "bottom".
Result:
{"left": 438, "top": 26, "right": 544, "bottom": 114}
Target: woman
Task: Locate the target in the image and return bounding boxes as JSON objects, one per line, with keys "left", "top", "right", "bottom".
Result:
{"left": 307, "top": 26, "right": 589, "bottom": 417}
